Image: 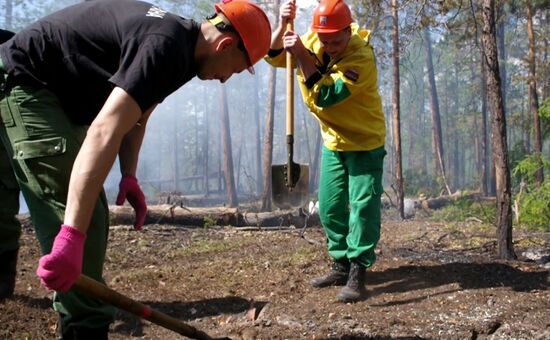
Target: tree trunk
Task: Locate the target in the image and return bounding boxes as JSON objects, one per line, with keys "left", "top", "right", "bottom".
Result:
{"left": 392, "top": 0, "right": 404, "bottom": 219}
{"left": 481, "top": 0, "right": 515, "bottom": 260}
{"left": 309, "top": 127, "right": 321, "bottom": 193}
{"left": 471, "top": 0, "right": 492, "bottom": 196}
{"left": 386, "top": 102, "right": 394, "bottom": 183}
{"left": 496, "top": 3, "right": 507, "bottom": 117}
{"left": 300, "top": 106, "right": 312, "bottom": 185}
{"left": 424, "top": 28, "right": 451, "bottom": 195}
{"left": 220, "top": 85, "right": 238, "bottom": 207}
{"left": 526, "top": 0, "right": 543, "bottom": 185}
{"left": 5, "top": 0, "right": 12, "bottom": 28}
{"left": 253, "top": 74, "right": 263, "bottom": 195}
{"left": 174, "top": 99, "right": 180, "bottom": 192}
{"left": 260, "top": 0, "right": 280, "bottom": 211}
{"left": 203, "top": 87, "right": 210, "bottom": 196}
{"left": 261, "top": 67, "right": 277, "bottom": 211}
{"left": 451, "top": 63, "right": 461, "bottom": 189}
{"left": 480, "top": 47, "right": 490, "bottom": 196}
{"left": 471, "top": 60, "right": 481, "bottom": 189}
{"left": 542, "top": 11, "right": 549, "bottom": 101}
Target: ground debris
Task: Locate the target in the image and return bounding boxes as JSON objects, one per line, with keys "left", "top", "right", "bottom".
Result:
{"left": 2, "top": 219, "right": 548, "bottom": 339}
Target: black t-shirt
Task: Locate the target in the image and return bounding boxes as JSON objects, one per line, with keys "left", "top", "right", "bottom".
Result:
{"left": 0, "top": 29, "right": 15, "bottom": 44}
{"left": 0, "top": 0, "right": 199, "bottom": 125}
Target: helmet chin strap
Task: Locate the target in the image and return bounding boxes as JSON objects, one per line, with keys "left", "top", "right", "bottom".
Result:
{"left": 207, "top": 13, "right": 229, "bottom": 30}
{"left": 207, "top": 13, "right": 253, "bottom": 73}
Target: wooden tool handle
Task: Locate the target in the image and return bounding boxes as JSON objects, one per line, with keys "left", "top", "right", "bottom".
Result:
{"left": 286, "top": 20, "right": 294, "bottom": 136}
{"left": 74, "top": 275, "right": 224, "bottom": 340}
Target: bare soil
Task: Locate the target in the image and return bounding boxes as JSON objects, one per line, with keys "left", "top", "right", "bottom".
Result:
{"left": 1, "top": 209, "right": 549, "bottom": 339}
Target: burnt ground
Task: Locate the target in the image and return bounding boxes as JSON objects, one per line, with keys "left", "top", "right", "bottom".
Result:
{"left": 1, "top": 208, "right": 549, "bottom": 339}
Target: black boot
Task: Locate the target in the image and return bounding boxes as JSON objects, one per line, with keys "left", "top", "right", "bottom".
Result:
{"left": 58, "top": 324, "right": 109, "bottom": 340}
{"left": 73, "top": 326, "right": 109, "bottom": 340}
{"left": 310, "top": 259, "right": 350, "bottom": 288}
{"left": 0, "top": 248, "right": 18, "bottom": 300}
{"left": 57, "top": 314, "right": 109, "bottom": 340}
{"left": 337, "top": 261, "right": 367, "bottom": 302}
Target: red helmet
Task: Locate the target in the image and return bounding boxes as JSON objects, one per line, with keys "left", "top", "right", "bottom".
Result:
{"left": 215, "top": 0, "right": 271, "bottom": 67}
{"left": 311, "top": 0, "right": 353, "bottom": 33}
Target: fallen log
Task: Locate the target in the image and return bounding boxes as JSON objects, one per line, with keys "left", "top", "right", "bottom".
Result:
{"left": 109, "top": 205, "right": 321, "bottom": 228}
{"left": 420, "top": 192, "right": 496, "bottom": 210}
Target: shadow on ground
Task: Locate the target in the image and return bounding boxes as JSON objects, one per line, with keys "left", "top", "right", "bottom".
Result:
{"left": 368, "top": 261, "right": 548, "bottom": 307}
{"left": 111, "top": 295, "right": 249, "bottom": 336}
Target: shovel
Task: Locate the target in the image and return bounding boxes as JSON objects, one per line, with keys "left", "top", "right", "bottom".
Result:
{"left": 73, "top": 275, "right": 230, "bottom": 340}
{"left": 272, "top": 20, "right": 309, "bottom": 210}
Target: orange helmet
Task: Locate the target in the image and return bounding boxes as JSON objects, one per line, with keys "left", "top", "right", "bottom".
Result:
{"left": 311, "top": 0, "right": 353, "bottom": 33}
{"left": 215, "top": 0, "right": 271, "bottom": 68}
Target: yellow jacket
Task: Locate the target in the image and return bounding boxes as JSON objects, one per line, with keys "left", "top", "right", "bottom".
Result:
{"left": 265, "top": 24, "right": 385, "bottom": 151}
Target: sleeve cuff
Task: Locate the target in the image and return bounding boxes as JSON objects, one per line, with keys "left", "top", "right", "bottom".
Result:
{"left": 304, "top": 72, "right": 322, "bottom": 89}
{"left": 268, "top": 48, "right": 284, "bottom": 58}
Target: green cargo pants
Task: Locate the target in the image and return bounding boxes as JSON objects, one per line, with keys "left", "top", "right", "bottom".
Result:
{"left": 318, "top": 145, "right": 386, "bottom": 268}
{"left": 0, "top": 136, "right": 20, "bottom": 252}
{"left": 0, "top": 61, "right": 116, "bottom": 330}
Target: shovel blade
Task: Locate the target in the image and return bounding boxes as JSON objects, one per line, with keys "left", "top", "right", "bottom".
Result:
{"left": 272, "top": 163, "right": 309, "bottom": 209}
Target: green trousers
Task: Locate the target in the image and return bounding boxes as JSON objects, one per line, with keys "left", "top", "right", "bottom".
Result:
{"left": 318, "top": 145, "right": 386, "bottom": 268}
{"left": 0, "top": 62, "right": 115, "bottom": 330}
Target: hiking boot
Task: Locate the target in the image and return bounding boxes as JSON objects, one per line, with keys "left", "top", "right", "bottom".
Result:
{"left": 310, "top": 259, "right": 350, "bottom": 288}
{"left": 0, "top": 248, "right": 18, "bottom": 300}
{"left": 337, "top": 261, "right": 367, "bottom": 303}
{"left": 57, "top": 319, "right": 109, "bottom": 340}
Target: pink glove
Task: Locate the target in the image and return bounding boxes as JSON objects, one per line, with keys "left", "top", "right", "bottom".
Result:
{"left": 36, "top": 225, "right": 86, "bottom": 292}
{"left": 116, "top": 175, "right": 147, "bottom": 230}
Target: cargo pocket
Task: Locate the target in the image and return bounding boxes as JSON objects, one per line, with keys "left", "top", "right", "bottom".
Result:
{"left": 13, "top": 137, "right": 66, "bottom": 160}
{"left": 0, "top": 95, "right": 15, "bottom": 127}
{"left": 13, "top": 136, "right": 70, "bottom": 201}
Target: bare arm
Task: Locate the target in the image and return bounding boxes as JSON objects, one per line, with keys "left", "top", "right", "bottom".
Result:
{"left": 283, "top": 31, "right": 318, "bottom": 80}
{"left": 118, "top": 105, "right": 156, "bottom": 177}
{"left": 64, "top": 87, "right": 143, "bottom": 233}
{"left": 270, "top": 0, "right": 296, "bottom": 50}
{"left": 272, "top": 1, "right": 317, "bottom": 80}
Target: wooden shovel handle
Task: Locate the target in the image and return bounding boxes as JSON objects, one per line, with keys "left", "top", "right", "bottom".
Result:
{"left": 286, "top": 21, "right": 294, "bottom": 136}
{"left": 74, "top": 275, "right": 225, "bottom": 340}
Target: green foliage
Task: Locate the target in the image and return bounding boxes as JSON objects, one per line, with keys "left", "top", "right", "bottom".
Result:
{"left": 430, "top": 199, "right": 496, "bottom": 225}
{"left": 516, "top": 181, "right": 550, "bottom": 232}
{"left": 403, "top": 168, "right": 439, "bottom": 197}
{"left": 202, "top": 215, "right": 215, "bottom": 229}
{"left": 541, "top": 98, "right": 550, "bottom": 120}
{"left": 512, "top": 154, "right": 550, "bottom": 190}
{"left": 512, "top": 154, "right": 550, "bottom": 231}
{"left": 509, "top": 141, "right": 530, "bottom": 176}
{"left": 540, "top": 98, "right": 550, "bottom": 140}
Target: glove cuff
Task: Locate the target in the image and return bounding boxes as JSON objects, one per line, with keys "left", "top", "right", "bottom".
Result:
{"left": 122, "top": 174, "right": 138, "bottom": 182}
{"left": 59, "top": 225, "right": 86, "bottom": 242}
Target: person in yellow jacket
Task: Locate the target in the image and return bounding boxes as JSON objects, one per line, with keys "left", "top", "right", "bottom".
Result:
{"left": 266, "top": 0, "right": 386, "bottom": 302}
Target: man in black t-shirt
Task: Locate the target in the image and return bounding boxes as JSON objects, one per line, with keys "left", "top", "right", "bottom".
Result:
{"left": 0, "top": 0, "right": 271, "bottom": 337}
{"left": 0, "top": 27, "right": 17, "bottom": 305}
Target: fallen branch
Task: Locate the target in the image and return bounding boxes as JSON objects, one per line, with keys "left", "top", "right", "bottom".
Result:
{"left": 465, "top": 217, "right": 484, "bottom": 224}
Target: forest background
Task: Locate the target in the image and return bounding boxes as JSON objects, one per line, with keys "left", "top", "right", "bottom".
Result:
{"left": 2, "top": 0, "right": 550, "bottom": 236}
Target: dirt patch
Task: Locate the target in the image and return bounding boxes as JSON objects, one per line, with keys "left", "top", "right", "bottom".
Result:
{"left": 1, "top": 212, "right": 549, "bottom": 339}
